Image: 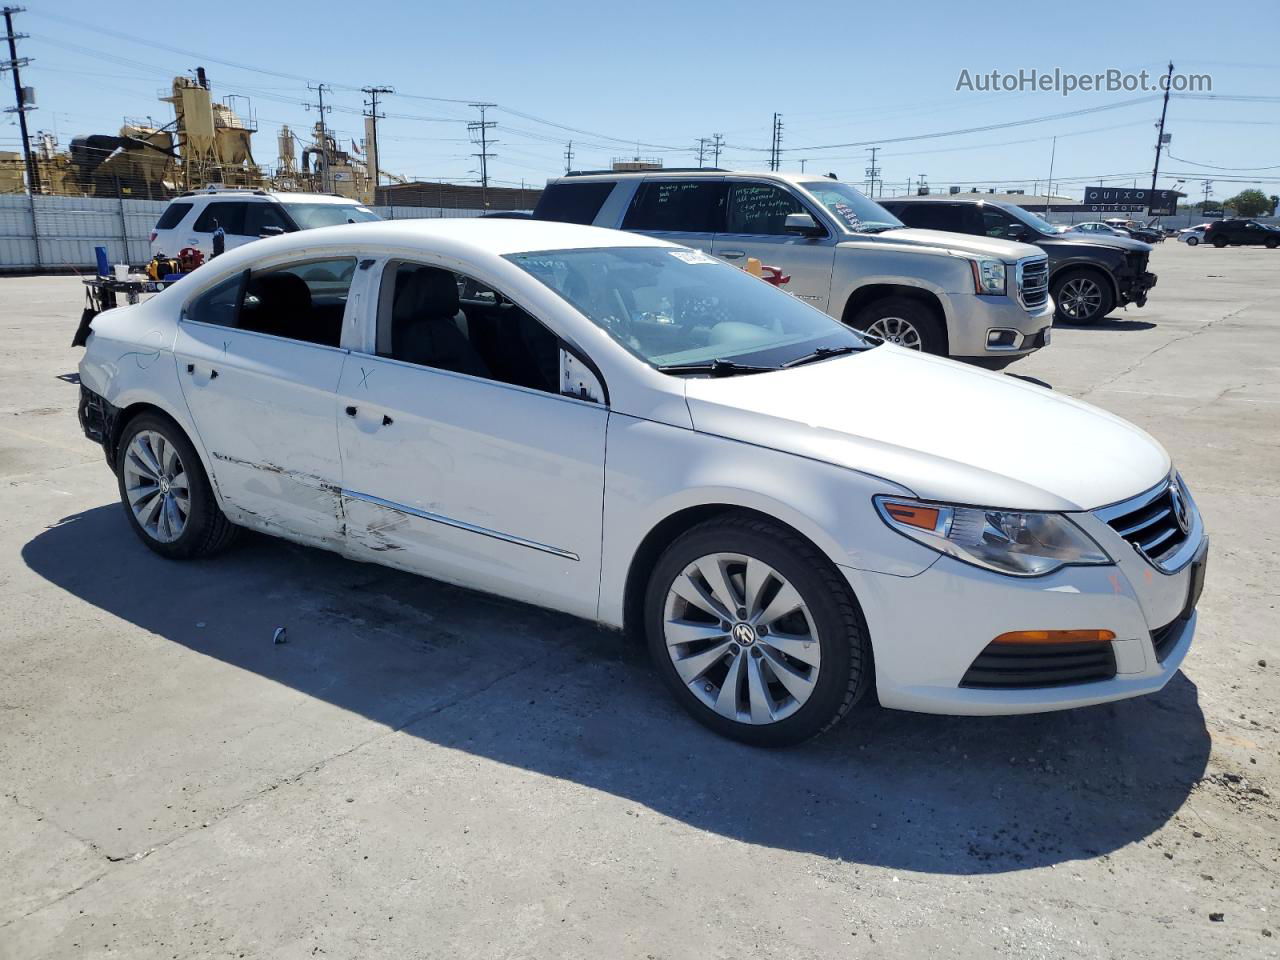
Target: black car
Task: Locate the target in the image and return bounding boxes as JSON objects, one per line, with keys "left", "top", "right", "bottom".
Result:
{"left": 880, "top": 197, "right": 1157, "bottom": 324}
{"left": 1203, "top": 219, "right": 1280, "bottom": 249}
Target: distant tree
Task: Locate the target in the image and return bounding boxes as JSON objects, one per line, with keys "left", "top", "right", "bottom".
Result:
{"left": 1223, "top": 189, "right": 1271, "bottom": 217}
{"left": 1195, "top": 200, "right": 1222, "bottom": 213}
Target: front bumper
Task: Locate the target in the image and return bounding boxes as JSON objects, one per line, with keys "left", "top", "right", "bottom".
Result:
{"left": 945, "top": 290, "right": 1055, "bottom": 361}
{"left": 842, "top": 533, "right": 1207, "bottom": 716}
{"left": 1117, "top": 269, "right": 1157, "bottom": 308}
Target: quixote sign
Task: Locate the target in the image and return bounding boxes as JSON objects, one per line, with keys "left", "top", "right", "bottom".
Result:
{"left": 1083, "top": 187, "right": 1181, "bottom": 216}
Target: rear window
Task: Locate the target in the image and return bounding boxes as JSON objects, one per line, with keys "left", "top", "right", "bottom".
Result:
{"left": 534, "top": 181, "right": 616, "bottom": 225}
{"left": 623, "top": 180, "right": 726, "bottom": 233}
{"left": 155, "top": 202, "right": 193, "bottom": 230}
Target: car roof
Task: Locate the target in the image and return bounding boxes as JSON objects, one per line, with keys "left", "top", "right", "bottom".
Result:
{"left": 550, "top": 169, "right": 826, "bottom": 186}
{"left": 174, "top": 191, "right": 363, "bottom": 205}
{"left": 196, "top": 217, "right": 674, "bottom": 267}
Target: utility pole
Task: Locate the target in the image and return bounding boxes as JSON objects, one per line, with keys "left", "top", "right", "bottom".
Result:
{"left": 917, "top": 173, "right": 928, "bottom": 196}
{"left": 563, "top": 140, "right": 574, "bottom": 173}
{"left": 361, "top": 85, "right": 393, "bottom": 192}
{"left": 2, "top": 6, "right": 38, "bottom": 195}
{"left": 1043, "top": 136, "right": 1057, "bottom": 214}
{"left": 1201, "top": 179, "right": 1213, "bottom": 209}
{"left": 865, "top": 146, "right": 881, "bottom": 197}
{"left": 799, "top": 158, "right": 807, "bottom": 173}
{"left": 711, "top": 132, "right": 724, "bottom": 167}
{"left": 1150, "top": 60, "right": 1174, "bottom": 196}
{"left": 468, "top": 102, "right": 497, "bottom": 208}
{"left": 306, "top": 82, "right": 333, "bottom": 192}
{"left": 696, "top": 137, "right": 710, "bottom": 168}
{"left": 769, "top": 113, "right": 783, "bottom": 171}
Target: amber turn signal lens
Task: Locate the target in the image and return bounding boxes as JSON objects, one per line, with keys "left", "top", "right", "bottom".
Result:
{"left": 992, "top": 629, "right": 1117, "bottom": 645}
{"left": 883, "top": 502, "right": 940, "bottom": 530}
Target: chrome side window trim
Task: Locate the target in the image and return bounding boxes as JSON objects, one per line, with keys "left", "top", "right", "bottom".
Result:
{"left": 342, "top": 488, "right": 580, "bottom": 562}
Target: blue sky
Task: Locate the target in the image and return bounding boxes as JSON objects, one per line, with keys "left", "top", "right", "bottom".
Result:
{"left": 7, "top": 0, "right": 1280, "bottom": 202}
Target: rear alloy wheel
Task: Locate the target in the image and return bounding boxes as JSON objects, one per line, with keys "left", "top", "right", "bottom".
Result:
{"left": 1266, "top": 237, "right": 1278, "bottom": 249}
{"left": 851, "top": 296, "right": 945, "bottom": 355}
{"left": 1052, "top": 271, "right": 1114, "bottom": 324}
{"left": 1185, "top": 236, "right": 1199, "bottom": 246}
{"left": 646, "top": 515, "right": 869, "bottom": 746}
{"left": 116, "top": 413, "right": 238, "bottom": 559}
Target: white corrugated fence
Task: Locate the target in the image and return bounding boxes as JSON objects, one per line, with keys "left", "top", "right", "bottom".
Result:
{"left": 0, "top": 195, "right": 501, "bottom": 273}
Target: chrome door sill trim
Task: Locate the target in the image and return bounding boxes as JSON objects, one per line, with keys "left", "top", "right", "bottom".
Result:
{"left": 342, "top": 488, "right": 580, "bottom": 561}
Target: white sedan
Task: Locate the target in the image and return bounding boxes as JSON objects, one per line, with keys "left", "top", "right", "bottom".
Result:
{"left": 1179, "top": 224, "right": 1211, "bottom": 246}
{"left": 76, "top": 219, "right": 1208, "bottom": 745}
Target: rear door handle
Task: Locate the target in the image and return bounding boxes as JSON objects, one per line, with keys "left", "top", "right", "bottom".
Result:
{"left": 186, "top": 363, "right": 217, "bottom": 379}
{"left": 719, "top": 250, "right": 745, "bottom": 259}
{"left": 382, "top": 414, "right": 393, "bottom": 426}
{"left": 345, "top": 406, "right": 358, "bottom": 417}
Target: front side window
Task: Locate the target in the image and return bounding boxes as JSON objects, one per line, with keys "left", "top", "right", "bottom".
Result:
{"left": 192, "top": 202, "right": 247, "bottom": 235}
{"left": 982, "top": 208, "right": 1021, "bottom": 239}
{"left": 623, "top": 180, "right": 726, "bottom": 233}
{"left": 724, "top": 183, "right": 805, "bottom": 235}
{"left": 508, "top": 246, "right": 866, "bottom": 371}
{"left": 375, "top": 262, "right": 562, "bottom": 393}
{"left": 280, "top": 203, "right": 380, "bottom": 230}
{"left": 244, "top": 203, "right": 292, "bottom": 237}
{"left": 183, "top": 258, "right": 355, "bottom": 347}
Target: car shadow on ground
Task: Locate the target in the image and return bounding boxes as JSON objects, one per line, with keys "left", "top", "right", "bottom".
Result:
{"left": 24, "top": 505, "right": 1211, "bottom": 876}
{"left": 1054, "top": 315, "right": 1158, "bottom": 332}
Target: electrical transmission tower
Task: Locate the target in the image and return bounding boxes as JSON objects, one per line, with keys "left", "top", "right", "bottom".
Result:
{"left": 2, "top": 6, "right": 38, "bottom": 195}
{"left": 768, "top": 113, "right": 783, "bottom": 171}
{"left": 468, "top": 102, "right": 497, "bottom": 208}
{"left": 361, "top": 85, "right": 393, "bottom": 192}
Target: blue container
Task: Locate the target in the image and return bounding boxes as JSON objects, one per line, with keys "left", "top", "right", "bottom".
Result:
{"left": 94, "top": 246, "right": 110, "bottom": 277}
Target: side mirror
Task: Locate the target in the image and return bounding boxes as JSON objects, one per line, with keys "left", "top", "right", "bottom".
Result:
{"left": 784, "top": 212, "right": 824, "bottom": 237}
{"left": 1006, "top": 223, "right": 1028, "bottom": 240}
{"left": 559, "top": 349, "right": 605, "bottom": 404}
{"left": 259, "top": 225, "right": 285, "bottom": 238}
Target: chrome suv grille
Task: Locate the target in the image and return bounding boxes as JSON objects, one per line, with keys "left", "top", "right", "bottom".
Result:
{"left": 1102, "top": 477, "right": 1192, "bottom": 570}
{"left": 1018, "top": 257, "right": 1049, "bottom": 309}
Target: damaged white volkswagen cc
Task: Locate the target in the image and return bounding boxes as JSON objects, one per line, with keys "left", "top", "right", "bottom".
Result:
{"left": 77, "top": 219, "right": 1208, "bottom": 746}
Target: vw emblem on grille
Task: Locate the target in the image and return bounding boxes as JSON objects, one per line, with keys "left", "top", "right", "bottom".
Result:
{"left": 1169, "top": 479, "right": 1191, "bottom": 535}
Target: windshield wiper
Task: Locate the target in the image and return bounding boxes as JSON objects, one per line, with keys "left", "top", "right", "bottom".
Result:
{"left": 781, "top": 344, "right": 868, "bottom": 368}
{"left": 657, "top": 358, "right": 778, "bottom": 377}
{"left": 853, "top": 224, "right": 900, "bottom": 234}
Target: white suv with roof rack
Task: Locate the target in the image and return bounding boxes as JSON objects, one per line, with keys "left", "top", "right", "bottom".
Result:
{"left": 150, "top": 187, "right": 380, "bottom": 260}
{"left": 533, "top": 170, "right": 1054, "bottom": 367}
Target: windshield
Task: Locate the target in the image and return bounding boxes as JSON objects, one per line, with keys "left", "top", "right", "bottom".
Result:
{"left": 506, "top": 246, "right": 868, "bottom": 371}
{"left": 799, "top": 181, "right": 903, "bottom": 234}
{"left": 1005, "top": 205, "right": 1065, "bottom": 235}
{"left": 283, "top": 203, "right": 380, "bottom": 229}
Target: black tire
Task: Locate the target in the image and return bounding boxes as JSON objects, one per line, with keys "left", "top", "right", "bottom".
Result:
{"left": 1266, "top": 237, "right": 1278, "bottom": 250}
{"left": 1213, "top": 236, "right": 1228, "bottom": 248}
{"left": 1185, "top": 236, "right": 1199, "bottom": 246}
{"left": 1051, "top": 269, "right": 1115, "bottom": 324}
{"left": 644, "top": 513, "right": 871, "bottom": 747}
{"left": 115, "top": 412, "right": 238, "bottom": 560}
{"left": 849, "top": 296, "right": 946, "bottom": 356}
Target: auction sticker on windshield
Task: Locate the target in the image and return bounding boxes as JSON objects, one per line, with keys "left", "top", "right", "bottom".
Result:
{"left": 669, "top": 249, "right": 717, "bottom": 265}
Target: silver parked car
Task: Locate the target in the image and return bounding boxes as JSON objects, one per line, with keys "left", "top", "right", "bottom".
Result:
{"left": 533, "top": 170, "right": 1054, "bottom": 367}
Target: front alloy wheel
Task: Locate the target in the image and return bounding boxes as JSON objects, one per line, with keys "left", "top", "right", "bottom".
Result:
{"left": 1052, "top": 270, "right": 1114, "bottom": 324}
{"left": 645, "top": 514, "right": 870, "bottom": 746}
{"left": 664, "top": 552, "right": 822, "bottom": 725}
{"left": 862, "top": 315, "right": 922, "bottom": 350}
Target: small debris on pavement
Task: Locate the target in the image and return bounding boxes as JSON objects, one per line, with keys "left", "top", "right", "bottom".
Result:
{"left": 272, "top": 627, "right": 287, "bottom": 644}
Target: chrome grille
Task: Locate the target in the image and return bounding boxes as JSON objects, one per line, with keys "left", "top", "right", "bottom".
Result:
{"left": 1018, "top": 257, "right": 1049, "bottom": 309}
{"left": 1101, "top": 477, "right": 1192, "bottom": 570}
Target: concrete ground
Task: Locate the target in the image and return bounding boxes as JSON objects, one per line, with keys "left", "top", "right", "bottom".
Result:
{"left": 1, "top": 242, "right": 1277, "bottom": 959}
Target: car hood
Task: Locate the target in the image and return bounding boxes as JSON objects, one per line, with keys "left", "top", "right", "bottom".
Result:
{"left": 683, "top": 346, "right": 1170, "bottom": 512}
{"left": 1051, "top": 232, "right": 1153, "bottom": 253}
{"left": 845, "top": 228, "right": 1043, "bottom": 263}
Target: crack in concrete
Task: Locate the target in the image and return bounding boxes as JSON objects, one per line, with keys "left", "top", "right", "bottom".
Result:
{"left": 1080, "top": 302, "right": 1254, "bottom": 399}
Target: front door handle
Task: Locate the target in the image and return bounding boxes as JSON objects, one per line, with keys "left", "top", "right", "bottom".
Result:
{"left": 719, "top": 250, "right": 746, "bottom": 259}
{"left": 345, "top": 405, "right": 358, "bottom": 417}
{"left": 186, "top": 363, "right": 217, "bottom": 379}
{"left": 381, "top": 414, "right": 393, "bottom": 426}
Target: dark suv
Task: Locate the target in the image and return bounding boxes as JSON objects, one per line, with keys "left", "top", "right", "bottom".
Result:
{"left": 1203, "top": 219, "right": 1280, "bottom": 248}
{"left": 880, "top": 197, "right": 1157, "bottom": 325}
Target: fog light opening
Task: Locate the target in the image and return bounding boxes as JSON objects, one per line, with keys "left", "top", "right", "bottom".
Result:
{"left": 986, "top": 328, "right": 1020, "bottom": 349}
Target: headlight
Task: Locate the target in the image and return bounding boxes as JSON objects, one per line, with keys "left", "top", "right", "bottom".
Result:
{"left": 874, "top": 496, "right": 1110, "bottom": 577}
{"left": 971, "top": 258, "right": 1007, "bottom": 296}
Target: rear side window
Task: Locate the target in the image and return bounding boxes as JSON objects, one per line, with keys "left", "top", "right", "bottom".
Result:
{"left": 184, "top": 258, "right": 356, "bottom": 348}
{"left": 534, "top": 182, "right": 616, "bottom": 225}
{"left": 155, "top": 202, "right": 193, "bottom": 230}
{"left": 623, "top": 180, "right": 726, "bottom": 232}
{"left": 193, "top": 202, "right": 248, "bottom": 235}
